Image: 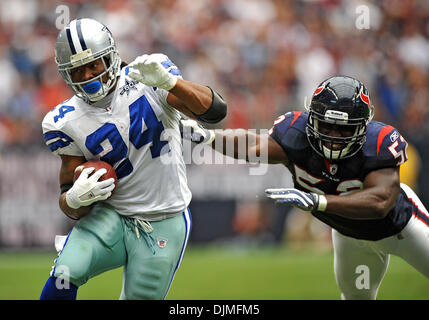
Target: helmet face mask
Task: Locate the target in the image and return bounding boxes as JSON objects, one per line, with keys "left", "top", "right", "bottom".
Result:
{"left": 55, "top": 18, "right": 121, "bottom": 103}
{"left": 306, "top": 76, "right": 374, "bottom": 161}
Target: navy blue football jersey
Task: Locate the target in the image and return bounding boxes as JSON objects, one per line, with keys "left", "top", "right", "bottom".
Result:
{"left": 269, "top": 111, "right": 412, "bottom": 241}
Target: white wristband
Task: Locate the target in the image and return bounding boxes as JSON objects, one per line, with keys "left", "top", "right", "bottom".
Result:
{"left": 204, "top": 129, "right": 216, "bottom": 145}
{"left": 317, "top": 194, "right": 328, "bottom": 212}
{"left": 65, "top": 189, "right": 81, "bottom": 209}
{"left": 160, "top": 75, "right": 177, "bottom": 91}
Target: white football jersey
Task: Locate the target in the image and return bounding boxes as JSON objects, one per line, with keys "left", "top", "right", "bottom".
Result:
{"left": 42, "top": 64, "right": 191, "bottom": 221}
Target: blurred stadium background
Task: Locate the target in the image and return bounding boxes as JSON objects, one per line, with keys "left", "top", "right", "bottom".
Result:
{"left": 1, "top": 0, "right": 429, "bottom": 299}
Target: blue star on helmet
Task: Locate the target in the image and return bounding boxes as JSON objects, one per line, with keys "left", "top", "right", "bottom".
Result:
{"left": 120, "top": 78, "right": 138, "bottom": 96}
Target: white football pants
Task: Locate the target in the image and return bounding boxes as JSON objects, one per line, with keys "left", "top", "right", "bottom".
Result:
{"left": 332, "top": 183, "right": 429, "bottom": 300}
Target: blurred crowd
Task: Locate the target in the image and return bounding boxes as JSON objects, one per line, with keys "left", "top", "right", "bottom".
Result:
{"left": 1, "top": 0, "right": 428, "bottom": 196}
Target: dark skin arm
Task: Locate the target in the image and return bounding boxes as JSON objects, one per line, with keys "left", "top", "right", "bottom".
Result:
{"left": 58, "top": 155, "right": 91, "bottom": 220}
{"left": 324, "top": 167, "right": 400, "bottom": 220}
{"left": 208, "top": 129, "right": 288, "bottom": 164}
{"left": 166, "top": 79, "right": 213, "bottom": 119}
{"left": 208, "top": 129, "right": 400, "bottom": 220}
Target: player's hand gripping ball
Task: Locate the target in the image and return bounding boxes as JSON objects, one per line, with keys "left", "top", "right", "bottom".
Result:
{"left": 73, "top": 160, "right": 118, "bottom": 193}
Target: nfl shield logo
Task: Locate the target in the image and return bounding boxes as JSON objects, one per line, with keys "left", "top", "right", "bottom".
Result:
{"left": 157, "top": 238, "right": 168, "bottom": 248}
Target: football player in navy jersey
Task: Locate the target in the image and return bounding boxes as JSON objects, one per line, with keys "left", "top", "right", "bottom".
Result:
{"left": 182, "top": 75, "right": 429, "bottom": 299}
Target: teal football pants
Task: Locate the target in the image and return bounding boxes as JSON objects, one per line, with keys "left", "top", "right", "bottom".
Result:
{"left": 51, "top": 204, "right": 191, "bottom": 299}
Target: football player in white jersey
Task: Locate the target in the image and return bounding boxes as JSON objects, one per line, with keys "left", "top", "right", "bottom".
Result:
{"left": 40, "top": 18, "right": 227, "bottom": 300}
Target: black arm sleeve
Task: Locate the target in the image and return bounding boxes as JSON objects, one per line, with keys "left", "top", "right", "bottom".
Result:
{"left": 60, "top": 183, "right": 73, "bottom": 194}
{"left": 192, "top": 87, "right": 227, "bottom": 124}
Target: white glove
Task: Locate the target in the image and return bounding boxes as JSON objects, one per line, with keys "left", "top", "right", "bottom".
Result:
{"left": 180, "top": 119, "right": 215, "bottom": 145}
{"left": 65, "top": 167, "right": 115, "bottom": 209}
{"left": 128, "top": 53, "right": 182, "bottom": 91}
{"left": 265, "top": 188, "right": 327, "bottom": 213}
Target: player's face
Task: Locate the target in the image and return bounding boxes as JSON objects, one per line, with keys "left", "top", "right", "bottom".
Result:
{"left": 70, "top": 58, "right": 108, "bottom": 83}
{"left": 318, "top": 122, "right": 355, "bottom": 150}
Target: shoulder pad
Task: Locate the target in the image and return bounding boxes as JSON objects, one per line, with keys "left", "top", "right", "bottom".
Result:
{"left": 363, "top": 121, "right": 408, "bottom": 168}
{"left": 41, "top": 97, "right": 83, "bottom": 156}
{"left": 43, "top": 97, "right": 81, "bottom": 128}
{"left": 269, "top": 111, "right": 309, "bottom": 151}
{"left": 269, "top": 111, "right": 307, "bottom": 134}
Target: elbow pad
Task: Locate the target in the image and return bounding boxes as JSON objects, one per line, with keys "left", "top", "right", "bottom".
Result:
{"left": 193, "top": 87, "right": 227, "bottom": 124}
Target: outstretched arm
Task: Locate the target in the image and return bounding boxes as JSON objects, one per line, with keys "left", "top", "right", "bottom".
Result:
{"left": 212, "top": 130, "right": 288, "bottom": 164}
{"left": 181, "top": 119, "right": 288, "bottom": 164}
{"left": 266, "top": 167, "right": 400, "bottom": 220}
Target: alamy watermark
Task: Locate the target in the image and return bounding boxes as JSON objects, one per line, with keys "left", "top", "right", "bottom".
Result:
{"left": 55, "top": 5, "right": 70, "bottom": 30}
{"left": 355, "top": 5, "right": 370, "bottom": 30}
{"left": 54, "top": 265, "right": 71, "bottom": 290}
{"left": 161, "top": 128, "right": 269, "bottom": 176}
{"left": 355, "top": 265, "right": 370, "bottom": 290}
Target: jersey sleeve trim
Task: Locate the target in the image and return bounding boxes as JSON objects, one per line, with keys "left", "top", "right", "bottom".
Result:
{"left": 376, "top": 125, "right": 394, "bottom": 157}
{"left": 43, "top": 130, "right": 74, "bottom": 152}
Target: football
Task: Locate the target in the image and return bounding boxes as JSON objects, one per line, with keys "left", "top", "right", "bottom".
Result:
{"left": 73, "top": 160, "right": 118, "bottom": 193}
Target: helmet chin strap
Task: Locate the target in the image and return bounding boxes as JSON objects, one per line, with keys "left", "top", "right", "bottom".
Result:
{"left": 82, "top": 67, "right": 113, "bottom": 102}
{"left": 83, "top": 79, "right": 108, "bottom": 102}
{"left": 315, "top": 118, "right": 363, "bottom": 160}
{"left": 322, "top": 144, "right": 348, "bottom": 160}
{"left": 86, "top": 72, "right": 119, "bottom": 108}
{"left": 90, "top": 90, "right": 114, "bottom": 109}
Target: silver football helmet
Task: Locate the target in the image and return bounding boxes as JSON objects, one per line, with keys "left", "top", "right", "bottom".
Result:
{"left": 55, "top": 18, "right": 121, "bottom": 102}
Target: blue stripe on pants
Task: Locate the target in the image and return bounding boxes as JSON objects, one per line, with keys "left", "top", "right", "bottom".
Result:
{"left": 163, "top": 207, "right": 192, "bottom": 299}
